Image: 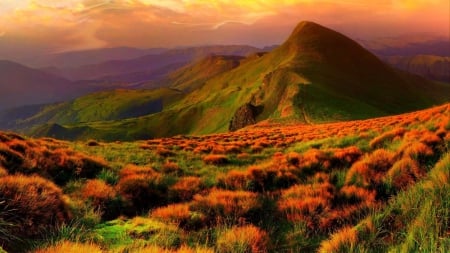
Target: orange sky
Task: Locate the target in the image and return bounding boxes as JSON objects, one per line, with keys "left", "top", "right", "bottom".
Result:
{"left": 0, "top": 0, "right": 448, "bottom": 54}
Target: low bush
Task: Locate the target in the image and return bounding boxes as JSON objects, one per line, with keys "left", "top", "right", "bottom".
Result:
{"left": 216, "top": 225, "right": 269, "bottom": 253}
{"left": 0, "top": 175, "right": 71, "bottom": 251}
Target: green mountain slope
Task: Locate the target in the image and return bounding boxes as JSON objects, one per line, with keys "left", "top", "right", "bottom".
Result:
{"left": 30, "top": 21, "right": 450, "bottom": 141}
{"left": 17, "top": 88, "right": 182, "bottom": 131}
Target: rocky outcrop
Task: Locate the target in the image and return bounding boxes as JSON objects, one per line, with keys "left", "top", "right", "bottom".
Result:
{"left": 229, "top": 103, "right": 262, "bottom": 131}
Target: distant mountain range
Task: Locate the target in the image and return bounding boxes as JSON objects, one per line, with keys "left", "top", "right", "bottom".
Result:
{"left": 12, "top": 21, "right": 448, "bottom": 141}
{"left": 0, "top": 60, "right": 98, "bottom": 110}
{"left": 42, "top": 45, "right": 263, "bottom": 82}
{"left": 381, "top": 55, "right": 450, "bottom": 82}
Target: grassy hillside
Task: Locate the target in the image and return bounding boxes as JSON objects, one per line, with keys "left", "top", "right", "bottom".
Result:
{"left": 28, "top": 21, "right": 450, "bottom": 141}
{"left": 0, "top": 104, "right": 448, "bottom": 252}
{"left": 15, "top": 88, "right": 182, "bottom": 129}
{"left": 167, "top": 55, "right": 244, "bottom": 92}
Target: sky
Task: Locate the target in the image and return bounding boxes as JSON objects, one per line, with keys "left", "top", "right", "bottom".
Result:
{"left": 0, "top": 0, "right": 448, "bottom": 57}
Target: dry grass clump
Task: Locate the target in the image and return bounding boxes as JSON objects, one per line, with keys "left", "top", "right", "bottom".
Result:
{"left": 0, "top": 175, "right": 71, "bottom": 250}
{"left": 133, "top": 245, "right": 213, "bottom": 253}
{"left": 216, "top": 225, "right": 269, "bottom": 253}
{"left": 330, "top": 146, "right": 363, "bottom": 168}
{"left": 318, "top": 226, "right": 358, "bottom": 253}
{"left": 202, "top": 154, "right": 229, "bottom": 165}
{"left": 385, "top": 157, "right": 423, "bottom": 190}
{"left": 34, "top": 241, "right": 103, "bottom": 253}
{"left": 151, "top": 203, "right": 205, "bottom": 230}
{"left": 1, "top": 139, "right": 108, "bottom": 185}
{"left": 117, "top": 165, "right": 167, "bottom": 213}
{"left": 169, "top": 176, "right": 204, "bottom": 202}
{"left": 82, "top": 179, "right": 121, "bottom": 219}
{"left": 345, "top": 149, "right": 396, "bottom": 187}
{"left": 191, "top": 189, "right": 261, "bottom": 224}
{"left": 369, "top": 127, "right": 406, "bottom": 148}
{"left": 162, "top": 161, "right": 181, "bottom": 174}
{"left": 278, "top": 182, "right": 334, "bottom": 228}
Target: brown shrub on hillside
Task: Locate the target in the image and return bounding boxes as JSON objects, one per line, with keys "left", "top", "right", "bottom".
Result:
{"left": 162, "top": 161, "right": 181, "bottom": 174}
{"left": 117, "top": 165, "right": 167, "bottom": 213}
{"left": 318, "top": 226, "right": 358, "bottom": 253}
{"left": 216, "top": 225, "right": 269, "bottom": 253}
{"left": 345, "top": 149, "right": 396, "bottom": 187}
{"left": 385, "top": 157, "right": 423, "bottom": 189}
{"left": 169, "top": 176, "right": 204, "bottom": 201}
{"left": 0, "top": 142, "right": 25, "bottom": 171}
{"left": 156, "top": 146, "right": 175, "bottom": 157}
{"left": 330, "top": 146, "right": 363, "bottom": 167}
{"left": 369, "top": 127, "right": 406, "bottom": 148}
{"left": 191, "top": 189, "right": 260, "bottom": 224}
{"left": 34, "top": 241, "right": 103, "bottom": 253}
{"left": 278, "top": 182, "right": 334, "bottom": 228}
{"left": 82, "top": 179, "right": 121, "bottom": 219}
{"left": 151, "top": 203, "right": 205, "bottom": 230}
{"left": 0, "top": 142, "right": 108, "bottom": 185}
{"left": 0, "top": 175, "right": 71, "bottom": 250}
{"left": 202, "top": 154, "right": 228, "bottom": 165}
{"left": 400, "top": 142, "right": 434, "bottom": 162}
{"left": 219, "top": 170, "right": 249, "bottom": 190}
{"left": 247, "top": 165, "right": 298, "bottom": 192}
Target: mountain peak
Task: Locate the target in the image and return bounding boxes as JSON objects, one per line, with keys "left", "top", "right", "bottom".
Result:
{"left": 288, "top": 21, "right": 332, "bottom": 40}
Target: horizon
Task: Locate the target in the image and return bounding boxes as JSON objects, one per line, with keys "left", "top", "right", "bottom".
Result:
{"left": 0, "top": 0, "right": 448, "bottom": 60}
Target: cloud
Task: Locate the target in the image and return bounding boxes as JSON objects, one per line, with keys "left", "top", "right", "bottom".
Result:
{"left": 0, "top": 0, "right": 447, "bottom": 54}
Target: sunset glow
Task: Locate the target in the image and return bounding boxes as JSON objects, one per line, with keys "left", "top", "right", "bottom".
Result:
{"left": 0, "top": 0, "right": 448, "bottom": 53}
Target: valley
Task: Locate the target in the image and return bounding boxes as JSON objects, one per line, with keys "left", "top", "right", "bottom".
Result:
{"left": 0, "top": 4, "right": 448, "bottom": 251}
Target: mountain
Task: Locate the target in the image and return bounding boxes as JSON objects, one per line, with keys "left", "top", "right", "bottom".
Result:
{"left": 24, "top": 21, "right": 450, "bottom": 140}
{"left": 164, "top": 55, "right": 245, "bottom": 91}
{"left": 26, "top": 47, "right": 167, "bottom": 69}
{"left": 359, "top": 36, "right": 450, "bottom": 57}
{"left": 8, "top": 88, "right": 182, "bottom": 132}
{"left": 4, "top": 55, "right": 242, "bottom": 131}
{"left": 48, "top": 45, "right": 262, "bottom": 81}
{"left": 0, "top": 60, "right": 98, "bottom": 111}
{"left": 382, "top": 55, "right": 450, "bottom": 82}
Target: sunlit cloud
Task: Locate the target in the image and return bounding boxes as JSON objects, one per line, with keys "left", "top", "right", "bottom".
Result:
{"left": 0, "top": 0, "right": 447, "bottom": 54}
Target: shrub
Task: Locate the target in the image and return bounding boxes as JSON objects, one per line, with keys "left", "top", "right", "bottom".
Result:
{"left": 385, "top": 157, "right": 423, "bottom": 190}
{"left": 202, "top": 154, "right": 229, "bottom": 165}
{"left": 369, "top": 127, "right": 406, "bottom": 149}
{"left": 191, "top": 189, "right": 261, "bottom": 224}
{"left": 169, "top": 177, "right": 204, "bottom": 202}
{"left": 151, "top": 203, "right": 205, "bottom": 230}
{"left": 278, "top": 182, "right": 334, "bottom": 227}
{"left": 86, "top": 140, "right": 100, "bottom": 147}
{"left": 216, "top": 225, "right": 269, "bottom": 253}
{"left": 345, "top": 149, "right": 396, "bottom": 187}
{"left": 81, "top": 179, "right": 121, "bottom": 220}
{"left": 318, "top": 226, "right": 358, "bottom": 253}
{"left": 219, "top": 170, "right": 249, "bottom": 190}
{"left": 117, "top": 165, "right": 168, "bottom": 213}
{"left": 162, "top": 161, "right": 181, "bottom": 174}
{"left": 156, "top": 146, "right": 175, "bottom": 157}
{"left": 0, "top": 143, "right": 24, "bottom": 171}
{"left": 34, "top": 241, "right": 103, "bottom": 253}
{"left": 0, "top": 175, "right": 71, "bottom": 250}
{"left": 330, "top": 146, "right": 363, "bottom": 167}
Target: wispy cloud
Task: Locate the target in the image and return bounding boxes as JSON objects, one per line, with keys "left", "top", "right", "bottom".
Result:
{"left": 0, "top": 0, "right": 447, "bottom": 53}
